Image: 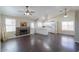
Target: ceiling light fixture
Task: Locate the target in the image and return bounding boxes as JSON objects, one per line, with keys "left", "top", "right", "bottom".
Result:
{"left": 64, "top": 8, "right": 68, "bottom": 18}
{"left": 24, "top": 6, "right": 35, "bottom": 16}
{"left": 24, "top": 12, "right": 30, "bottom": 16}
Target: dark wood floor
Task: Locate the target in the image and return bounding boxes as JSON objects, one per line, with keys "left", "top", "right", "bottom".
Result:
{"left": 1, "top": 33, "right": 79, "bottom": 52}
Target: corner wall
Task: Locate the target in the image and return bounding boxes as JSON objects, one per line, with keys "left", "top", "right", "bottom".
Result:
{"left": 75, "top": 11, "right": 79, "bottom": 43}
{"left": 0, "top": 15, "right": 34, "bottom": 41}
{"left": 54, "top": 11, "right": 75, "bottom": 35}
{"left": 0, "top": 15, "right": 1, "bottom": 41}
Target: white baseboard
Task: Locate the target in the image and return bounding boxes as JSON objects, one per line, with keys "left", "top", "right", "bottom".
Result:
{"left": 8, "top": 34, "right": 30, "bottom": 39}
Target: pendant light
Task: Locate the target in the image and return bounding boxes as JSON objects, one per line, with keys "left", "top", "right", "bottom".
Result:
{"left": 64, "top": 8, "right": 68, "bottom": 18}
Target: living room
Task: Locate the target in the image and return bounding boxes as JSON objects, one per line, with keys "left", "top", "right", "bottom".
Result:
{"left": 0, "top": 6, "right": 79, "bottom": 52}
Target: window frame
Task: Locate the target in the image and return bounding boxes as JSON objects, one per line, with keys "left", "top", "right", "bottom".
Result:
{"left": 61, "top": 21, "right": 75, "bottom": 31}
{"left": 5, "top": 18, "right": 16, "bottom": 32}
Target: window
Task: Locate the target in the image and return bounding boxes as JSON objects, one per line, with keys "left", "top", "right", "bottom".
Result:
{"left": 5, "top": 18, "right": 16, "bottom": 32}
{"left": 62, "top": 21, "right": 74, "bottom": 31}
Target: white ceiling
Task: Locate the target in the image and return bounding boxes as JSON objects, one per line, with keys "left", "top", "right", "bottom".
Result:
{"left": 0, "top": 6, "right": 79, "bottom": 19}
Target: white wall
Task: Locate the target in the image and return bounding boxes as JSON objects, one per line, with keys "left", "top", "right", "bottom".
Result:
{"left": 75, "top": 11, "right": 79, "bottom": 43}
{"left": 0, "top": 15, "right": 5, "bottom": 41}
{"left": 0, "top": 15, "right": 1, "bottom": 41}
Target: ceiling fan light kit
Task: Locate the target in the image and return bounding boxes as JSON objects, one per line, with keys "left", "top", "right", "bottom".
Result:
{"left": 24, "top": 6, "right": 35, "bottom": 16}
{"left": 24, "top": 12, "right": 30, "bottom": 16}
{"left": 64, "top": 8, "right": 68, "bottom": 18}
{"left": 64, "top": 15, "right": 68, "bottom": 18}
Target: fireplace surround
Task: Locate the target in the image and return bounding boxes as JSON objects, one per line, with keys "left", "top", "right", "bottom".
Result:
{"left": 16, "top": 27, "right": 30, "bottom": 36}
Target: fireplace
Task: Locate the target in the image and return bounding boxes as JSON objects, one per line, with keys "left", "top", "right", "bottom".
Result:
{"left": 16, "top": 27, "right": 30, "bottom": 36}
{"left": 16, "top": 21, "right": 30, "bottom": 36}
{"left": 20, "top": 28, "right": 27, "bottom": 35}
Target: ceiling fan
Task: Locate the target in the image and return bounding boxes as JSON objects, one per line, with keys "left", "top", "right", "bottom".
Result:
{"left": 59, "top": 8, "right": 70, "bottom": 17}
{"left": 24, "top": 6, "right": 35, "bottom": 16}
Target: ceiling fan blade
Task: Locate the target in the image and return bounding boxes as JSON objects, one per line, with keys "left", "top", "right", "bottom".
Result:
{"left": 18, "top": 10, "right": 24, "bottom": 13}
{"left": 25, "top": 6, "right": 29, "bottom": 8}
{"left": 59, "top": 8, "right": 70, "bottom": 13}
{"left": 29, "top": 13, "right": 32, "bottom": 15}
{"left": 59, "top": 9, "right": 63, "bottom": 12}
{"left": 31, "top": 11, "right": 35, "bottom": 13}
